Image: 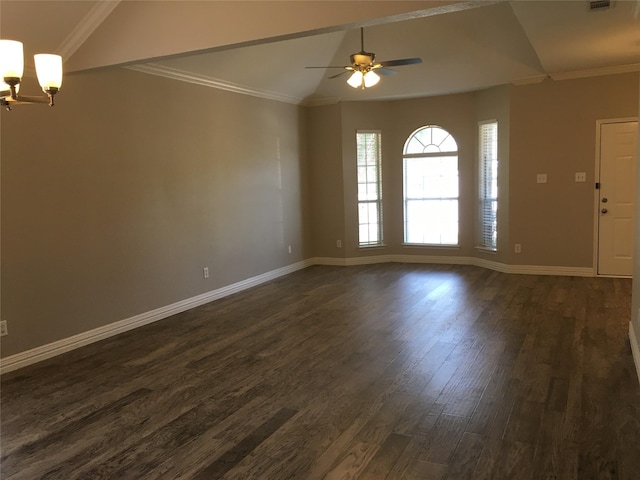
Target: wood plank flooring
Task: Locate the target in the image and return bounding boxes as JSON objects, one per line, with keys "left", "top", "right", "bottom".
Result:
{"left": 2, "top": 264, "right": 640, "bottom": 479}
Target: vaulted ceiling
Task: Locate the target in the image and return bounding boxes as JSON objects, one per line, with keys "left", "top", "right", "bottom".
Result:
{"left": 1, "top": 0, "right": 639, "bottom": 105}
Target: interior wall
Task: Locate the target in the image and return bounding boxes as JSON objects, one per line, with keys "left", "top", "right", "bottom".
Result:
{"left": 1, "top": 68, "right": 309, "bottom": 358}
{"left": 632, "top": 75, "right": 640, "bottom": 356}
{"left": 509, "top": 73, "right": 639, "bottom": 268}
{"left": 305, "top": 103, "right": 346, "bottom": 258}
{"left": 474, "top": 85, "right": 511, "bottom": 265}
{"left": 3, "top": 69, "right": 638, "bottom": 361}
{"left": 310, "top": 74, "right": 637, "bottom": 269}
{"left": 323, "top": 88, "right": 511, "bottom": 261}
{"left": 338, "top": 93, "right": 477, "bottom": 258}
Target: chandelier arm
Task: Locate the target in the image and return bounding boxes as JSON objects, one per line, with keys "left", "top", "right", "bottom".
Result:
{"left": 2, "top": 95, "right": 53, "bottom": 106}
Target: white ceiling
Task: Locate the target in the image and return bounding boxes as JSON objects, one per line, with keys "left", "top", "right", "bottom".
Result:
{"left": 2, "top": 0, "right": 639, "bottom": 105}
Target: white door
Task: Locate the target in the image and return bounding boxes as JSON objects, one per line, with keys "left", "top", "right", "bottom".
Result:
{"left": 597, "top": 121, "right": 638, "bottom": 276}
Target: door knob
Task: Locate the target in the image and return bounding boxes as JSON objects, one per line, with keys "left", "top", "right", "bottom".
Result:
{"left": 601, "top": 208, "right": 608, "bottom": 214}
{"left": 602, "top": 197, "right": 608, "bottom": 203}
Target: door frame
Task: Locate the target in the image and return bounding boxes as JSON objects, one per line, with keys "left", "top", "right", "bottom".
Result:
{"left": 592, "top": 117, "right": 639, "bottom": 277}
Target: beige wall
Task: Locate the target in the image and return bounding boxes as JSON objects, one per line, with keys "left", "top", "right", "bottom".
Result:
{"left": 307, "top": 87, "right": 512, "bottom": 262}
{"left": 306, "top": 103, "right": 345, "bottom": 258}
{"left": 474, "top": 86, "right": 511, "bottom": 265}
{"left": 352, "top": 94, "right": 477, "bottom": 258}
{"left": 1, "top": 68, "right": 309, "bottom": 357}
{"left": 633, "top": 76, "right": 640, "bottom": 353}
{"left": 2, "top": 69, "right": 638, "bottom": 361}
{"left": 307, "top": 74, "right": 637, "bottom": 270}
{"left": 509, "top": 73, "right": 639, "bottom": 267}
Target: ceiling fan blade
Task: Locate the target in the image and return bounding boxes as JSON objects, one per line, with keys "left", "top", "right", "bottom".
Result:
{"left": 305, "top": 66, "right": 350, "bottom": 69}
{"left": 329, "top": 70, "right": 350, "bottom": 79}
{"left": 376, "top": 68, "right": 398, "bottom": 76}
{"left": 378, "top": 58, "right": 422, "bottom": 68}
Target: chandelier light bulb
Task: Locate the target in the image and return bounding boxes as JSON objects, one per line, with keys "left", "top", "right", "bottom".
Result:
{"left": 0, "top": 39, "right": 24, "bottom": 80}
{"left": 34, "top": 54, "right": 63, "bottom": 90}
{"left": 0, "top": 80, "right": 19, "bottom": 94}
{"left": 1, "top": 38, "right": 64, "bottom": 109}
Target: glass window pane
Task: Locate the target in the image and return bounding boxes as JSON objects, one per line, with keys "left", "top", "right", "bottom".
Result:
{"left": 404, "top": 126, "right": 459, "bottom": 154}
{"left": 440, "top": 134, "right": 458, "bottom": 152}
{"left": 403, "top": 126, "right": 458, "bottom": 245}
{"left": 357, "top": 131, "right": 383, "bottom": 246}
{"left": 479, "top": 121, "right": 498, "bottom": 249}
{"left": 405, "top": 137, "right": 424, "bottom": 154}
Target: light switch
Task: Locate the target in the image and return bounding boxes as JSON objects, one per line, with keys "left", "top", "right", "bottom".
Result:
{"left": 537, "top": 174, "right": 547, "bottom": 184}
{"left": 575, "top": 172, "right": 586, "bottom": 182}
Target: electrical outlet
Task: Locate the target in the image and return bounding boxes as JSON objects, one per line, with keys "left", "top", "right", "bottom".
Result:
{"left": 514, "top": 243, "right": 522, "bottom": 253}
{"left": 337, "top": 240, "right": 342, "bottom": 248}
{"left": 0, "top": 320, "right": 7, "bottom": 337}
{"left": 288, "top": 245, "right": 292, "bottom": 254}
{"left": 203, "top": 267, "right": 209, "bottom": 279}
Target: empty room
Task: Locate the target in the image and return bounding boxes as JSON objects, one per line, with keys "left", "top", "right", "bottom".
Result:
{"left": 1, "top": 1, "right": 640, "bottom": 479}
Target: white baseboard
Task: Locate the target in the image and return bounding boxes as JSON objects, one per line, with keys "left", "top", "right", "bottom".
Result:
{"left": 313, "top": 254, "right": 473, "bottom": 267}
{"left": 0, "top": 255, "right": 595, "bottom": 374}
{"left": 506, "top": 264, "right": 593, "bottom": 277}
{"left": 0, "top": 259, "right": 313, "bottom": 375}
{"left": 313, "top": 254, "right": 593, "bottom": 277}
{"left": 630, "top": 321, "right": 640, "bottom": 386}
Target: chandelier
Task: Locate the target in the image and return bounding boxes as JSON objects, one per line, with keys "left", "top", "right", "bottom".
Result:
{"left": 0, "top": 39, "right": 63, "bottom": 110}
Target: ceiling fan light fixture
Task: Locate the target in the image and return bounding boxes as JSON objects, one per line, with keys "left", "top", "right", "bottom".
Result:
{"left": 310, "top": 27, "right": 421, "bottom": 91}
{"left": 347, "top": 70, "right": 363, "bottom": 88}
{"left": 363, "top": 70, "right": 380, "bottom": 88}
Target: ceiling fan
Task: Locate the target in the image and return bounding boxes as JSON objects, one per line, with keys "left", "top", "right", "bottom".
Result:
{"left": 306, "top": 27, "right": 422, "bottom": 89}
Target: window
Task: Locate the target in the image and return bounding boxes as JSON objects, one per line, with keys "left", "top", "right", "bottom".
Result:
{"left": 479, "top": 121, "right": 498, "bottom": 250}
{"left": 403, "top": 125, "right": 458, "bottom": 245}
{"left": 357, "top": 131, "right": 383, "bottom": 247}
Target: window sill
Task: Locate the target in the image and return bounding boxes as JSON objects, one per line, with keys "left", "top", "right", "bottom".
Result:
{"left": 475, "top": 246, "right": 498, "bottom": 254}
{"left": 402, "top": 243, "right": 460, "bottom": 250}
{"left": 359, "top": 244, "right": 387, "bottom": 250}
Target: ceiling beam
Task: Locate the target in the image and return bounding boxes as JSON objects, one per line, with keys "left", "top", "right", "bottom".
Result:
{"left": 64, "top": 0, "right": 493, "bottom": 72}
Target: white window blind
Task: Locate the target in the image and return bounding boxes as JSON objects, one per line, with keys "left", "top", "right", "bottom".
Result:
{"left": 479, "top": 121, "right": 498, "bottom": 250}
{"left": 357, "top": 131, "right": 383, "bottom": 247}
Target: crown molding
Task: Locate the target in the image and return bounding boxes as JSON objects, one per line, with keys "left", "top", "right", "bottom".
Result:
{"left": 511, "top": 74, "right": 548, "bottom": 86}
{"left": 549, "top": 63, "right": 640, "bottom": 81}
{"left": 126, "top": 63, "right": 304, "bottom": 105}
{"left": 511, "top": 63, "right": 640, "bottom": 87}
{"left": 57, "top": 0, "right": 121, "bottom": 61}
{"left": 300, "top": 97, "right": 342, "bottom": 107}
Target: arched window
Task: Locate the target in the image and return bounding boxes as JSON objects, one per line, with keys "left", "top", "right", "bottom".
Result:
{"left": 403, "top": 125, "right": 459, "bottom": 245}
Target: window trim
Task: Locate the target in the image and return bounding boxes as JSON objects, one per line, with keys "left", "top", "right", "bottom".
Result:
{"left": 478, "top": 120, "right": 498, "bottom": 252}
{"left": 402, "top": 125, "right": 460, "bottom": 247}
{"left": 356, "top": 130, "right": 384, "bottom": 248}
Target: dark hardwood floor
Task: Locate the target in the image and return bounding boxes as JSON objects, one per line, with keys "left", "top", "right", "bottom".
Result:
{"left": 2, "top": 264, "right": 639, "bottom": 479}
